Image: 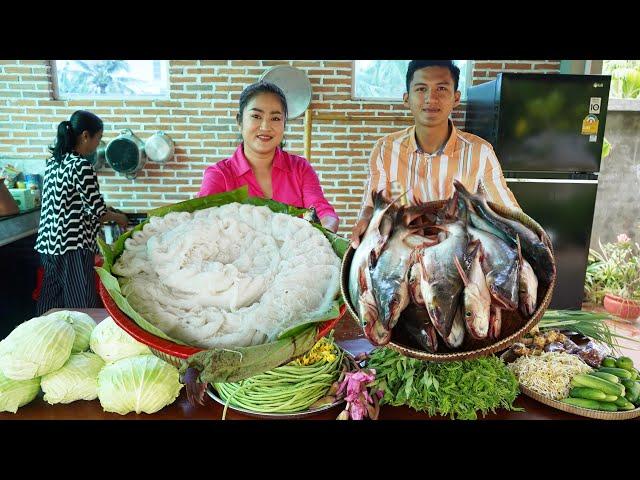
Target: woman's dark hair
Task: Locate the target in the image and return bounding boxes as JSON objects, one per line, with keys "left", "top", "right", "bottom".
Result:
{"left": 237, "top": 81, "right": 288, "bottom": 123}
{"left": 406, "top": 60, "right": 461, "bottom": 92}
{"left": 49, "top": 110, "right": 103, "bottom": 161}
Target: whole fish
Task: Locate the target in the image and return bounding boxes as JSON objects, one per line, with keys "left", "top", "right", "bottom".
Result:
{"left": 365, "top": 208, "right": 428, "bottom": 346}
{"left": 457, "top": 196, "right": 520, "bottom": 311}
{"left": 517, "top": 235, "right": 539, "bottom": 316}
{"left": 415, "top": 221, "right": 469, "bottom": 338}
{"left": 453, "top": 241, "right": 491, "bottom": 340}
{"left": 454, "top": 180, "right": 554, "bottom": 286}
{"left": 348, "top": 191, "right": 397, "bottom": 310}
{"left": 467, "top": 225, "right": 520, "bottom": 311}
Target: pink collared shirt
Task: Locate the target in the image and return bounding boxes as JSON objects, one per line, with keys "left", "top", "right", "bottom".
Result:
{"left": 197, "top": 145, "right": 339, "bottom": 223}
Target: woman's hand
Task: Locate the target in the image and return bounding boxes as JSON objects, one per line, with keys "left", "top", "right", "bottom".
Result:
{"left": 320, "top": 216, "right": 339, "bottom": 234}
{"left": 100, "top": 209, "right": 129, "bottom": 229}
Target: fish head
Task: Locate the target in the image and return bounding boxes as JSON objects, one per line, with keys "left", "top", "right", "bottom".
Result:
{"left": 373, "top": 275, "right": 410, "bottom": 332}
{"left": 463, "top": 284, "right": 491, "bottom": 336}
{"left": 519, "top": 261, "right": 538, "bottom": 317}
{"left": 486, "top": 279, "right": 519, "bottom": 311}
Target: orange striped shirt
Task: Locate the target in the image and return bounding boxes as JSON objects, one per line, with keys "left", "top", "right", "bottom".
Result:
{"left": 360, "top": 121, "right": 520, "bottom": 215}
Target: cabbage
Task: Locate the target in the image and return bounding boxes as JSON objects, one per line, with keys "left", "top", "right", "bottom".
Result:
{"left": 90, "top": 316, "right": 151, "bottom": 363}
{"left": 0, "top": 315, "right": 75, "bottom": 380}
{"left": 41, "top": 352, "right": 105, "bottom": 404}
{"left": 47, "top": 311, "right": 97, "bottom": 353}
{"left": 0, "top": 371, "right": 41, "bottom": 413}
{"left": 97, "top": 354, "right": 182, "bottom": 415}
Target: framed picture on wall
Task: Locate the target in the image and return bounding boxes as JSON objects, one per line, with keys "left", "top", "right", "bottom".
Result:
{"left": 51, "top": 60, "right": 170, "bottom": 100}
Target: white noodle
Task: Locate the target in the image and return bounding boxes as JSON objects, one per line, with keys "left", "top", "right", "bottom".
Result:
{"left": 112, "top": 203, "right": 341, "bottom": 349}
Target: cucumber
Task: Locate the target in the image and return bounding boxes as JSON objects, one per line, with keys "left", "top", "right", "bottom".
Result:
{"left": 602, "top": 357, "right": 617, "bottom": 368}
{"left": 622, "top": 380, "right": 640, "bottom": 404}
{"left": 615, "top": 356, "right": 635, "bottom": 371}
{"left": 602, "top": 394, "right": 619, "bottom": 402}
{"left": 569, "top": 387, "right": 607, "bottom": 401}
{"left": 596, "top": 401, "right": 619, "bottom": 412}
{"left": 614, "top": 397, "right": 636, "bottom": 410}
{"left": 598, "top": 367, "right": 633, "bottom": 380}
{"left": 561, "top": 397, "right": 603, "bottom": 410}
{"left": 572, "top": 374, "right": 626, "bottom": 397}
{"left": 589, "top": 371, "right": 620, "bottom": 384}
{"left": 631, "top": 369, "right": 639, "bottom": 381}
{"left": 561, "top": 397, "right": 619, "bottom": 411}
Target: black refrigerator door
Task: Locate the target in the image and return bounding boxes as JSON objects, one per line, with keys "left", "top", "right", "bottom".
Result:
{"left": 506, "top": 178, "right": 599, "bottom": 310}
{"left": 496, "top": 74, "right": 610, "bottom": 173}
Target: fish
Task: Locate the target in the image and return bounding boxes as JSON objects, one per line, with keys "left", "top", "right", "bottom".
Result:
{"left": 348, "top": 191, "right": 398, "bottom": 310}
{"left": 518, "top": 235, "right": 539, "bottom": 316}
{"left": 456, "top": 196, "right": 520, "bottom": 311}
{"left": 398, "top": 305, "right": 439, "bottom": 353}
{"left": 453, "top": 241, "right": 491, "bottom": 340}
{"left": 415, "top": 220, "right": 469, "bottom": 338}
{"left": 488, "top": 305, "right": 502, "bottom": 340}
{"left": 442, "top": 304, "right": 465, "bottom": 349}
{"left": 453, "top": 180, "right": 554, "bottom": 287}
{"left": 408, "top": 263, "right": 425, "bottom": 307}
{"left": 357, "top": 262, "right": 380, "bottom": 342}
{"left": 365, "top": 208, "right": 429, "bottom": 346}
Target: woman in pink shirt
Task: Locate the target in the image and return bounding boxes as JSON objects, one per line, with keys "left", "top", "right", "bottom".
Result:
{"left": 198, "top": 81, "right": 340, "bottom": 233}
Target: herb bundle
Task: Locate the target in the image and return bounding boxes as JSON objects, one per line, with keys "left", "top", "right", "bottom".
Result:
{"left": 367, "top": 348, "right": 522, "bottom": 420}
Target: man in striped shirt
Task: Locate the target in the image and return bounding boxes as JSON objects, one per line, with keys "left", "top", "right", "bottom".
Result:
{"left": 351, "top": 60, "right": 519, "bottom": 247}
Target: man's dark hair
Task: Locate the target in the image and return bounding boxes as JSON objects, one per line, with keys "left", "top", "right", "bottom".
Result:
{"left": 406, "top": 60, "right": 460, "bottom": 92}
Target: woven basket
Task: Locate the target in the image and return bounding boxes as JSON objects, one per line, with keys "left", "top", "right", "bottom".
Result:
{"left": 518, "top": 384, "right": 640, "bottom": 420}
{"left": 340, "top": 199, "right": 557, "bottom": 362}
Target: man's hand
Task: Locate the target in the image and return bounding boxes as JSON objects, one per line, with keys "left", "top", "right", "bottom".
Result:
{"left": 350, "top": 208, "right": 373, "bottom": 249}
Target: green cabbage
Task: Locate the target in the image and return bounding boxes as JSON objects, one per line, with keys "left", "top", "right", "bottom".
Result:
{"left": 41, "top": 352, "right": 105, "bottom": 404}
{"left": 0, "top": 315, "right": 75, "bottom": 380}
{"left": 0, "top": 371, "right": 40, "bottom": 413}
{"left": 48, "top": 310, "right": 97, "bottom": 353}
{"left": 97, "top": 354, "right": 182, "bottom": 415}
{"left": 90, "top": 316, "right": 151, "bottom": 363}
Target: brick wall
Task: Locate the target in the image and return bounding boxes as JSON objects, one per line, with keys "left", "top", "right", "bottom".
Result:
{"left": 0, "top": 60, "right": 561, "bottom": 235}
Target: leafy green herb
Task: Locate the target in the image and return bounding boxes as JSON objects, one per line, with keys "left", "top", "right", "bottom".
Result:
{"left": 367, "top": 348, "right": 522, "bottom": 420}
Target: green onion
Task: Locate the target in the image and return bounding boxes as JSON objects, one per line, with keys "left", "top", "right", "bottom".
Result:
{"left": 539, "top": 310, "right": 640, "bottom": 354}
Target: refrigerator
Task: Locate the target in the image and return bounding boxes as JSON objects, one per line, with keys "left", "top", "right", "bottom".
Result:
{"left": 465, "top": 73, "right": 611, "bottom": 310}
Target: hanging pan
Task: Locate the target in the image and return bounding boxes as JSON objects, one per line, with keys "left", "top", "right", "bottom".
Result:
{"left": 260, "top": 65, "right": 312, "bottom": 119}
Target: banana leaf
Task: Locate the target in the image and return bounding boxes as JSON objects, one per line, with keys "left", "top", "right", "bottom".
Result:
{"left": 95, "top": 186, "right": 347, "bottom": 383}
{"left": 179, "top": 326, "right": 317, "bottom": 384}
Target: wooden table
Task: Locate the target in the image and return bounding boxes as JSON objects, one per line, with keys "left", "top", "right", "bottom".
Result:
{"left": 2, "top": 308, "right": 638, "bottom": 421}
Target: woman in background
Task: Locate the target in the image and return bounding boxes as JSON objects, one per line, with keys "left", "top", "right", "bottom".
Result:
{"left": 198, "top": 81, "right": 339, "bottom": 233}
{"left": 35, "top": 110, "right": 128, "bottom": 314}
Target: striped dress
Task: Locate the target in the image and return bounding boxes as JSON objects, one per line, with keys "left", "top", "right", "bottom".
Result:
{"left": 360, "top": 121, "right": 519, "bottom": 216}
{"left": 36, "top": 153, "right": 107, "bottom": 255}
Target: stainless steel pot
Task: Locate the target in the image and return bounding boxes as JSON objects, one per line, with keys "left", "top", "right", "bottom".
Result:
{"left": 87, "top": 140, "right": 106, "bottom": 171}
{"left": 105, "top": 129, "right": 147, "bottom": 180}
{"left": 144, "top": 131, "right": 174, "bottom": 163}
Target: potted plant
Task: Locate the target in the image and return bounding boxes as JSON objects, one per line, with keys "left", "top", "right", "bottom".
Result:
{"left": 585, "top": 233, "right": 640, "bottom": 320}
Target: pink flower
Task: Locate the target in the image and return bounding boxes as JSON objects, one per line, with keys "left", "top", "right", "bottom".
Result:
{"left": 335, "top": 367, "right": 379, "bottom": 421}
{"left": 617, "top": 233, "right": 631, "bottom": 243}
